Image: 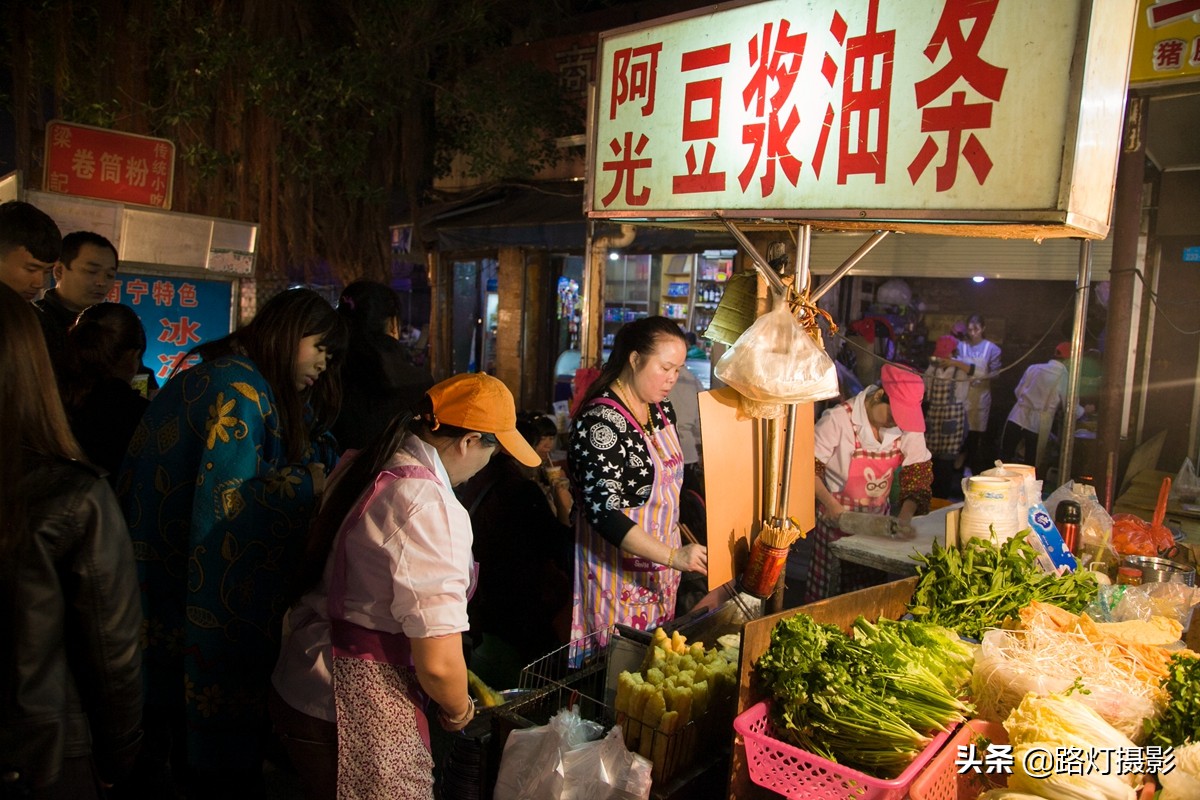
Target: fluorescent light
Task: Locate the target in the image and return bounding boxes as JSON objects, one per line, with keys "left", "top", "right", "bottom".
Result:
{"left": 972, "top": 276, "right": 986, "bottom": 283}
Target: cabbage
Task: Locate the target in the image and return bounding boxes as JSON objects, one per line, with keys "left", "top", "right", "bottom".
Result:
{"left": 1160, "top": 742, "right": 1200, "bottom": 800}
{"left": 1002, "top": 693, "right": 1140, "bottom": 799}
{"left": 1008, "top": 745, "right": 1136, "bottom": 800}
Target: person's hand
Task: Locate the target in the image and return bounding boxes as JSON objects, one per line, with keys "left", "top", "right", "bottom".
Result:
{"left": 438, "top": 699, "right": 475, "bottom": 733}
{"left": 307, "top": 462, "right": 327, "bottom": 498}
{"left": 892, "top": 517, "right": 915, "bottom": 539}
{"left": 822, "top": 501, "right": 848, "bottom": 525}
{"left": 673, "top": 543, "right": 708, "bottom": 575}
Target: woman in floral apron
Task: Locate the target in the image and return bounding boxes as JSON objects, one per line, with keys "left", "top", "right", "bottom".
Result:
{"left": 807, "top": 364, "right": 933, "bottom": 602}
{"left": 271, "top": 374, "right": 540, "bottom": 800}
{"left": 567, "top": 317, "right": 708, "bottom": 663}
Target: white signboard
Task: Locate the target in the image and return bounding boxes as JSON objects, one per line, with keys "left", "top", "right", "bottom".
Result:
{"left": 587, "top": 0, "right": 1138, "bottom": 238}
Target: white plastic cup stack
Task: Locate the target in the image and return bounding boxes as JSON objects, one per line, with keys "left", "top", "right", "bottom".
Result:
{"left": 959, "top": 476, "right": 1020, "bottom": 543}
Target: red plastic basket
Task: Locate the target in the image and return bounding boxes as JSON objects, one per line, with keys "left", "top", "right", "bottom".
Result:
{"left": 908, "top": 718, "right": 1159, "bottom": 800}
{"left": 908, "top": 719, "right": 1007, "bottom": 800}
{"left": 733, "top": 701, "right": 954, "bottom": 800}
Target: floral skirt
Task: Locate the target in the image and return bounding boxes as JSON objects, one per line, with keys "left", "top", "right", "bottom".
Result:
{"left": 334, "top": 657, "right": 432, "bottom": 800}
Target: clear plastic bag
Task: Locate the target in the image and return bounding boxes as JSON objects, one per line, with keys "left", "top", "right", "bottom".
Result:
{"left": 1045, "top": 480, "right": 1115, "bottom": 566}
{"left": 493, "top": 706, "right": 605, "bottom": 800}
{"left": 714, "top": 304, "right": 838, "bottom": 404}
{"left": 1171, "top": 457, "right": 1200, "bottom": 507}
{"left": 560, "top": 725, "right": 653, "bottom": 800}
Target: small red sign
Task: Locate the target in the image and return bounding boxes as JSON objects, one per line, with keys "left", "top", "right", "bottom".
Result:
{"left": 43, "top": 120, "right": 175, "bottom": 209}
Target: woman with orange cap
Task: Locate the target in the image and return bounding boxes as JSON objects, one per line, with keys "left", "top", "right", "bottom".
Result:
{"left": 807, "top": 364, "right": 933, "bottom": 602}
{"left": 272, "top": 374, "right": 541, "bottom": 800}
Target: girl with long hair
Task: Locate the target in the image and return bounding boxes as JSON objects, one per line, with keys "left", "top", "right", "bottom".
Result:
{"left": 119, "top": 287, "right": 347, "bottom": 796}
{"left": 567, "top": 316, "right": 707, "bottom": 662}
{"left": 0, "top": 284, "right": 143, "bottom": 799}
{"left": 272, "top": 373, "right": 539, "bottom": 800}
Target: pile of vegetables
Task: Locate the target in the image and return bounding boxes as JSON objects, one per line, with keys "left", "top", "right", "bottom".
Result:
{"left": 1144, "top": 651, "right": 1200, "bottom": 747}
{"left": 908, "top": 532, "right": 1099, "bottom": 641}
{"left": 754, "top": 613, "right": 973, "bottom": 778}
{"left": 613, "top": 627, "right": 738, "bottom": 776}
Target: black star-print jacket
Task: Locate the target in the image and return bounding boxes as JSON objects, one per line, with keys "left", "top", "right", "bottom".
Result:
{"left": 567, "top": 388, "right": 677, "bottom": 547}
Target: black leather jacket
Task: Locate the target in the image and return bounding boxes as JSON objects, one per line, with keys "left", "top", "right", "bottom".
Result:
{"left": 1, "top": 456, "right": 143, "bottom": 794}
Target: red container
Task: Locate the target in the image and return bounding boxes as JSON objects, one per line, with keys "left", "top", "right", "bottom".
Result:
{"left": 739, "top": 539, "right": 790, "bottom": 599}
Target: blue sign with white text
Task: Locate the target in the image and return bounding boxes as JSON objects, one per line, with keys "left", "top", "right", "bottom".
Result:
{"left": 106, "top": 274, "right": 235, "bottom": 381}
{"left": 1183, "top": 247, "right": 1200, "bottom": 263}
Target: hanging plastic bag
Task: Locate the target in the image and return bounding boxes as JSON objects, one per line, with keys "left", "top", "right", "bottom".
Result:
{"left": 560, "top": 725, "right": 653, "bottom": 800}
{"left": 493, "top": 706, "right": 605, "bottom": 800}
{"left": 714, "top": 304, "right": 838, "bottom": 404}
{"left": 1171, "top": 457, "right": 1200, "bottom": 507}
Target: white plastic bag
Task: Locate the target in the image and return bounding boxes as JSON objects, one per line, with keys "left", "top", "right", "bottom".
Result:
{"left": 714, "top": 304, "right": 838, "bottom": 404}
{"left": 493, "top": 706, "right": 605, "bottom": 800}
{"left": 560, "top": 725, "right": 653, "bottom": 800}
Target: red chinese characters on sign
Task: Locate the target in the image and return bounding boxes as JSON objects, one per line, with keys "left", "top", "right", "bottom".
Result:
{"left": 908, "top": 0, "right": 1007, "bottom": 191}
{"left": 597, "top": 0, "right": 1014, "bottom": 209}
{"left": 840, "top": 0, "right": 895, "bottom": 184}
{"left": 673, "top": 44, "right": 731, "bottom": 195}
{"left": 609, "top": 44, "right": 663, "bottom": 119}
{"left": 739, "top": 20, "right": 807, "bottom": 196}
{"left": 44, "top": 120, "right": 175, "bottom": 209}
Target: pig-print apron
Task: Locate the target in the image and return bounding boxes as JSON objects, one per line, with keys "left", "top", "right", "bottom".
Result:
{"left": 570, "top": 398, "right": 684, "bottom": 665}
{"left": 805, "top": 402, "right": 904, "bottom": 602}
{"left": 328, "top": 461, "right": 477, "bottom": 800}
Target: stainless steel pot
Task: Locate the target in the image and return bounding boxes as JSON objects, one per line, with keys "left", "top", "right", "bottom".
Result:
{"left": 1120, "top": 555, "right": 1196, "bottom": 586}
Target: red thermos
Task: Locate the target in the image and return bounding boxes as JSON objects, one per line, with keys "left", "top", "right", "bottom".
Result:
{"left": 1055, "top": 500, "right": 1081, "bottom": 555}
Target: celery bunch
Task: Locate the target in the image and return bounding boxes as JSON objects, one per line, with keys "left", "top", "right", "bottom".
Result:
{"left": 755, "top": 613, "right": 974, "bottom": 778}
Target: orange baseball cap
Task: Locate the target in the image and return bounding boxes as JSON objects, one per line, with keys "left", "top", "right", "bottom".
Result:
{"left": 425, "top": 373, "right": 541, "bottom": 467}
{"left": 881, "top": 363, "right": 926, "bottom": 433}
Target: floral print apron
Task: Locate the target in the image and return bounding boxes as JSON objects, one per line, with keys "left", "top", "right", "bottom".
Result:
{"left": 806, "top": 403, "right": 904, "bottom": 602}
{"left": 570, "top": 399, "right": 684, "bottom": 664}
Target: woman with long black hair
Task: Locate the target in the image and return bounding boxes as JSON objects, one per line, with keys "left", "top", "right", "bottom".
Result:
{"left": 119, "top": 287, "right": 347, "bottom": 796}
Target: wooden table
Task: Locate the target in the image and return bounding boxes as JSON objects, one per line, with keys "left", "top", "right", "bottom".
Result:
{"left": 827, "top": 503, "right": 960, "bottom": 592}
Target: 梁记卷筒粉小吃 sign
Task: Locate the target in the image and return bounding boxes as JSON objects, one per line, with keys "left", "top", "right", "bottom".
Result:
{"left": 43, "top": 120, "right": 175, "bottom": 210}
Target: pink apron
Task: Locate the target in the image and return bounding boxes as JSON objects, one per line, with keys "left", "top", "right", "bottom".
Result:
{"left": 570, "top": 399, "right": 684, "bottom": 664}
{"left": 328, "top": 462, "right": 477, "bottom": 800}
{"left": 806, "top": 403, "right": 904, "bottom": 602}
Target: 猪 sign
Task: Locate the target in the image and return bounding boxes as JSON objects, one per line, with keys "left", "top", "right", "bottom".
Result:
{"left": 1130, "top": 0, "right": 1200, "bottom": 85}
{"left": 587, "top": 0, "right": 1138, "bottom": 239}
{"left": 44, "top": 120, "right": 175, "bottom": 209}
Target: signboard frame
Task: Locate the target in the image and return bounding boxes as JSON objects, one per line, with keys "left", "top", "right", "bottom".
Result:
{"left": 585, "top": 0, "right": 1138, "bottom": 240}
{"left": 43, "top": 119, "right": 176, "bottom": 210}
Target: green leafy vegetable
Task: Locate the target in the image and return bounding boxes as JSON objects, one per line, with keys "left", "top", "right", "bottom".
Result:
{"left": 1144, "top": 652, "right": 1200, "bottom": 747}
{"left": 755, "top": 613, "right": 973, "bottom": 778}
{"left": 907, "top": 531, "right": 1099, "bottom": 641}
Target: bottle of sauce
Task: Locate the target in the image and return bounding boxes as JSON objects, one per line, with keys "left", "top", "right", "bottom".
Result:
{"left": 1055, "top": 500, "right": 1081, "bottom": 555}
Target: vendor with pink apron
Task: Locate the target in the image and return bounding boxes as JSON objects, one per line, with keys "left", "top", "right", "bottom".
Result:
{"left": 270, "top": 374, "right": 540, "bottom": 800}
{"left": 567, "top": 316, "right": 708, "bottom": 663}
{"left": 807, "top": 364, "right": 933, "bottom": 602}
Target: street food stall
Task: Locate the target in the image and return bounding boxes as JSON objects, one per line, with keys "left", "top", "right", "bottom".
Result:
{"left": 473, "top": 1, "right": 1200, "bottom": 799}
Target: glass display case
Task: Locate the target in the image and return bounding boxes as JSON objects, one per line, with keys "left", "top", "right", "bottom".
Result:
{"left": 603, "top": 254, "right": 653, "bottom": 347}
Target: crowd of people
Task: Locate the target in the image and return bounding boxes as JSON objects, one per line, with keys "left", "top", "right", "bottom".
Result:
{"left": 1, "top": 200, "right": 710, "bottom": 800}
{"left": 2, "top": 194, "right": 1089, "bottom": 799}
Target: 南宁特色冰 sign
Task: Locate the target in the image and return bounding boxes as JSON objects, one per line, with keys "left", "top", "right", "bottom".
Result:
{"left": 44, "top": 120, "right": 175, "bottom": 210}
{"left": 587, "top": 0, "right": 1138, "bottom": 239}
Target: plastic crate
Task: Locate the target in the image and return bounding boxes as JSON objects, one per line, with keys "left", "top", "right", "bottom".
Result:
{"left": 908, "top": 718, "right": 1159, "bottom": 800}
{"left": 733, "top": 701, "right": 954, "bottom": 800}
{"left": 908, "top": 719, "right": 1007, "bottom": 800}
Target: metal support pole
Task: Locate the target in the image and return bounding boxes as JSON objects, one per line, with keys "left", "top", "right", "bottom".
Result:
{"left": 715, "top": 214, "right": 788, "bottom": 296}
{"left": 1058, "top": 239, "right": 1092, "bottom": 485}
{"left": 811, "top": 231, "right": 891, "bottom": 302}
